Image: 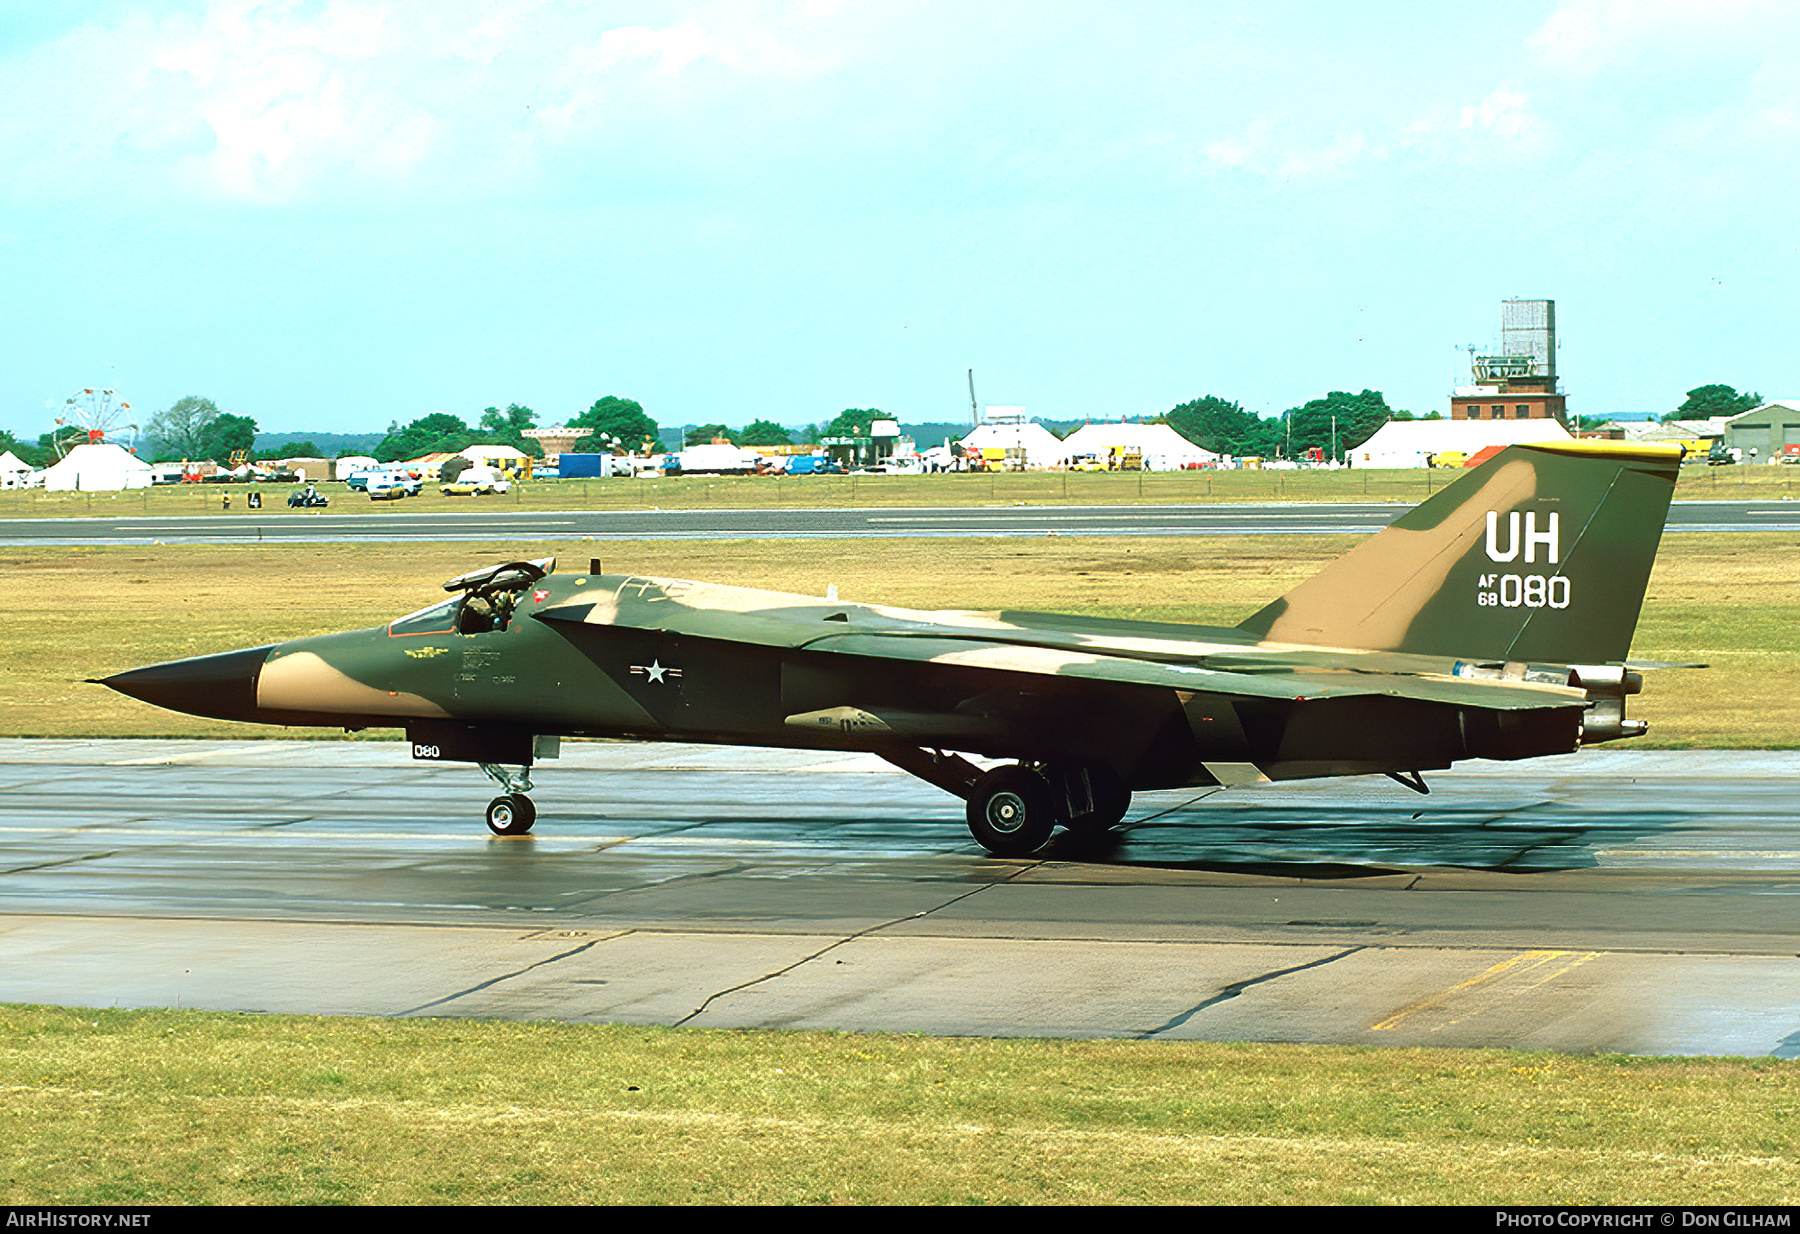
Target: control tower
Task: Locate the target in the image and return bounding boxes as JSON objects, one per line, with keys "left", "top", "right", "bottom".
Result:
{"left": 1451, "top": 299, "right": 1567, "bottom": 423}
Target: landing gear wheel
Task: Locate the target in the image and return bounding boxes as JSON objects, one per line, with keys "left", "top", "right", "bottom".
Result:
{"left": 486, "top": 793, "right": 536, "bottom": 836}
{"left": 966, "top": 765, "right": 1056, "bottom": 856}
{"left": 1061, "top": 763, "right": 1132, "bottom": 839}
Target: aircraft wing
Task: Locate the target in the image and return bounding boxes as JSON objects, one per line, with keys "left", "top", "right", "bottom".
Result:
{"left": 795, "top": 632, "right": 1586, "bottom": 711}
{"left": 535, "top": 596, "right": 1586, "bottom": 712}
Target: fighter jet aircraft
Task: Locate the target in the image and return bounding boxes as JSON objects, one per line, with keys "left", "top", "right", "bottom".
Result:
{"left": 100, "top": 440, "right": 1681, "bottom": 855}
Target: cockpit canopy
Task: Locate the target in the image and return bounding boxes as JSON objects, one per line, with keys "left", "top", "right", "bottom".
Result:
{"left": 390, "top": 557, "right": 557, "bottom": 637}
{"left": 442, "top": 557, "right": 555, "bottom": 595}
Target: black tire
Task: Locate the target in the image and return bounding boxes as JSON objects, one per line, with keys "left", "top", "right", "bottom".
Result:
{"left": 966, "top": 766, "right": 1056, "bottom": 856}
{"left": 1060, "top": 762, "right": 1132, "bottom": 838}
{"left": 486, "top": 793, "right": 536, "bottom": 836}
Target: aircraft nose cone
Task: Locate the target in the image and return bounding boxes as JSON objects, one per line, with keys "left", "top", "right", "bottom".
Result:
{"left": 94, "top": 645, "right": 275, "bottom": 723}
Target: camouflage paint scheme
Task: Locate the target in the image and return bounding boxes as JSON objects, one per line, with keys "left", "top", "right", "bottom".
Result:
{"left": 102, "top": 441, "right": 1683, "bottom": 853}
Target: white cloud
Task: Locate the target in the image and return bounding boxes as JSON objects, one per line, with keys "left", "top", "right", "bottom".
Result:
{"left": 1458, "top": 88, "right": 1539, "bottom": 146}
{"left": 1276, "top": 130, "right": 1374, "bottom": 178}
{"left": 143, "top": 1, "right": 430, "bottom": 199}
{"left": 1394, "top": 2, "right": 1800, "bottom": 172}
{"left": 1200, "top": 115, "right": 1382, "bottom": 180}
{"left": 15, "top": 1, "right": 1789, "bottom": 211}
{"left": 0, "top": 1, "right": 874, "bottom": 204}
{"left": 1527, "top": 0, "right": 1777, "bottom": 72}
{"left": 1511, "top": 0, "right": 1800, "bottom": 196}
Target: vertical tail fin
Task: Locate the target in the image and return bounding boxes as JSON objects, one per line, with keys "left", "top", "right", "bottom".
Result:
{"left": 1235, "top": 442, "right": 1681, "bottom": 663}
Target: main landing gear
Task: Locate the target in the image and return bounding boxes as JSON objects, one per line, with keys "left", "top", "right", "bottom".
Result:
{"left": 481, "top": 763, "right": 536, "bottom": 836}
{"left": 964, "top": 760, "right": 1131, "bottom": 857}
{"left": 877, "top": 748, "right": 1134, "bottom": 857}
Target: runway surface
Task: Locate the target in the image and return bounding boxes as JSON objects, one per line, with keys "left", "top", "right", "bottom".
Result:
{"left": 2, "top": 738, "right": 1796, "bottom": 1055}
{"left": 2, "top": 498, "right": 1796, "bottom": 545}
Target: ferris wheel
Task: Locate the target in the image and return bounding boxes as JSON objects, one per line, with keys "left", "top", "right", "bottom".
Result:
{"left": 53, "top": 388, "right": 134, "bottom": 457}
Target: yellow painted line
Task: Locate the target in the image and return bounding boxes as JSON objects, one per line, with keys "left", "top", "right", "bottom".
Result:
{"left": 1371, "top": 950, "right": 1600, "bottom": 1032}
{"left": 1521, "top": 951, "right": 1597, "bottom": 993}
{"left": 1420, "top": 951, "right": 1600, "bottom": 1034}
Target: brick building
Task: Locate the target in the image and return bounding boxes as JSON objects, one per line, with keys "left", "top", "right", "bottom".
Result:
{"left": 1450, "top": 299, "right": 1568, "bottom": 425}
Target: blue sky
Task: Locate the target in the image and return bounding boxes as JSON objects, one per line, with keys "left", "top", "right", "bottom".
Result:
{"left": 3, "top": 0, "right": 1796, "bottom": 439}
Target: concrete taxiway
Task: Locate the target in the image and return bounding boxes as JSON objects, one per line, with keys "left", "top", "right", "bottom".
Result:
{"left": 1, "top": 739, "right": 1796, "bottom": 1055}
{"left": 1, "top": 498, "right": 1796, "bottom": 545}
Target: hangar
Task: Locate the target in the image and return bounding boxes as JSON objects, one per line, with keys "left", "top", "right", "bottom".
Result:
{"left": 1722, "top": 400, "right": 1800, "bottom": 462}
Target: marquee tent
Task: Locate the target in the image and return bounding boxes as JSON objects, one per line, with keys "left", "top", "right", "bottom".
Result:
{"left": 1350, "top": 419, "right": 1572, "bottom": 469}
{"left": 960, "top": 420, "right": 1070, "bottom": 468}
{"left": 1061, "top": 422, "right": 1218, "bottom": 470}
{"left": 0, "top": 450, "right": 32, "bottom": 489}
{"left": 39, "top": 443, "right": 154, "bottom": 491}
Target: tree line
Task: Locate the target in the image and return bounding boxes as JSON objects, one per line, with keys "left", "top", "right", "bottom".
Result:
{"left": 597, "top": 394, "right": 1411, "bottom": 460}
{"left": 0, "top": 383, "right": 1770, "bottom": 471}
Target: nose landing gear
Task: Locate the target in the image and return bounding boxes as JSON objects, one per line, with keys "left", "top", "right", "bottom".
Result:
{"left": 486, "top": 793, "right": 537, "bottom": 836}
{"left": 480, "top": 762, "right": 537, "bottom": 836}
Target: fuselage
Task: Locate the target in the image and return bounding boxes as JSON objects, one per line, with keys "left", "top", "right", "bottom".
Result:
{"left": 104, "top": 568, "right": 1590, "bottom": 792}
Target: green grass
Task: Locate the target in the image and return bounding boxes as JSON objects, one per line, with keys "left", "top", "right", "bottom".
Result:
{"left": 2, "top": 1005, "right": 1793, "bottom": 1205}
{"left": 2, "top": 461, "right": 1794, "bottom": 518}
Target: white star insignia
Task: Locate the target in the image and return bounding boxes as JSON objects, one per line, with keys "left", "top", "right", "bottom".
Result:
{"left": 630, "top": 660, "right": 683, "bottom": 685}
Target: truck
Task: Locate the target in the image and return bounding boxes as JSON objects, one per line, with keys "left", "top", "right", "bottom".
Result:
{"left": 347, "top": 468, "right": 421, "bottom": 494}
{"left": 556, "top": 453, "right": 623, "bottom": 479}
{"left": 677, "top": 443, "right": 756, "bottom": 475}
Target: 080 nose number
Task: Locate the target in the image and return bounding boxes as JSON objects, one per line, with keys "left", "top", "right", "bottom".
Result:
{"left": 1477, "top": 573, "right": 1570, "bottom": 609}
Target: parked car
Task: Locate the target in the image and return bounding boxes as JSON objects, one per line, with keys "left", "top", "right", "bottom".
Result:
{"left": 442, "top": 468, "right": 510, "bottom": 495}
{"left": 367, "top": 479, "right": 410, "bottom": 500}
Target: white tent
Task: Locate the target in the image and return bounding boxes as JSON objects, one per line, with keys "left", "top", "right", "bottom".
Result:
{"left": 0, "top": 450, "right": 32, "bottom": 489}
{"left": 39, "top": 442, "right": 154, "bottom": 491}
{"left": 1061, "top": 422, "right": 1218, "bottom": 471}
{"left": 1350, "top": 419, "right": 1572, "bottom": 469}
{"left": 960, "top": 421, "right": 1070, "bottom": 469}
